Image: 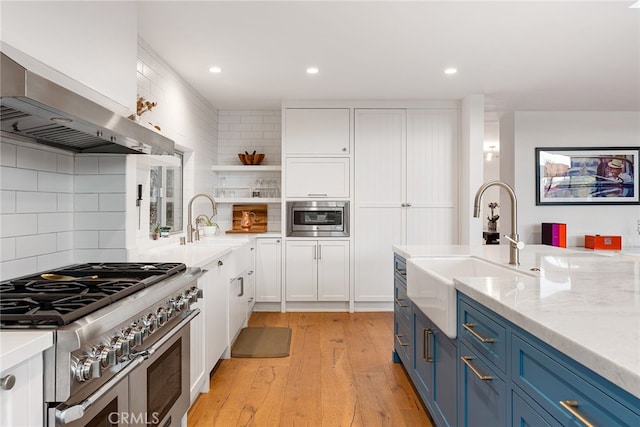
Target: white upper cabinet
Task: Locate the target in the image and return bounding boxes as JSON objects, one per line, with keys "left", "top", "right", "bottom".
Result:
{"left": 1, "top": 2, "right": 137, "bottom": 115}
{"left": 285, "top": 157, "right": 350, "bottom": 198}
{"left": 284, "top": 108, "right": 350, "bottom": 155}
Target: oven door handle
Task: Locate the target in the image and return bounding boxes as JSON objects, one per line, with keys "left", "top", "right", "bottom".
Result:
{"left": 55, "top": 309, "right": 200, "bottom": 425}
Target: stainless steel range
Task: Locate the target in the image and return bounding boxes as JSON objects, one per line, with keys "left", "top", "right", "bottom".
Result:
{"left": 0, "top": 262, "right": 203, "bottom": 426}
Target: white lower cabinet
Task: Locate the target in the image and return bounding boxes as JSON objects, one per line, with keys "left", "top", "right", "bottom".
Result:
{"left": 256, "top": 238, "right": 282, "bottom": 302}
{"left": 0, "top": 353, "right": 44, "bottom": 426}
{"left": 203, "top": 255, "right": 229, "bottom": 376}
{"left": 285, "top": 240, "right": 349, "bottom": 301}
{"left": 189, "top": 297, "right": 205, "bottom": 403}
{"left": 228, "top": 241, "right": 256, "bottom": 344}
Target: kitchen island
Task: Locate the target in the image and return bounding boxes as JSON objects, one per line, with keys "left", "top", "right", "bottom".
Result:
{"left": 393, "top": 244, "right": 640, "bottom": 426}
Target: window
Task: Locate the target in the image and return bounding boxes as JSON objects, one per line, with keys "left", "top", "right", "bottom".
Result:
{"left": 150, "top": 152, "right": 183, "bottom": 233}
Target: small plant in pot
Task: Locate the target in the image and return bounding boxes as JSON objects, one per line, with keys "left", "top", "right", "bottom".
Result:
{"left": 196, "top": 215, "right": 219, "bottom": 236}
{"left": 150, "top": 223, "right": 161, "bottom": 240}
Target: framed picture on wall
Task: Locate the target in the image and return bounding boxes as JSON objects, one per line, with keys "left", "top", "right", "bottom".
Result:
{"left": 535, "top": 147, "right": 640, "bottom": 205}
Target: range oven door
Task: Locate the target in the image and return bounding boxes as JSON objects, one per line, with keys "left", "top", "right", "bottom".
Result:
{"left": 51, "top": 377, "right": 129, "bottom": 427}
{"left": 128, "top": 312, "right": 194, "bottom": 427}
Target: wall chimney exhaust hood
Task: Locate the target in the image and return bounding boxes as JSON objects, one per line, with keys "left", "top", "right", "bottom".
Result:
{"left": 0, "top": 52, "right": 174, "bottom": 155}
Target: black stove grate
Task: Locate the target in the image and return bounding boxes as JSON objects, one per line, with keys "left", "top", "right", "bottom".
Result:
{"left": 0, "top": 262, "right": 186, "bottom": 326}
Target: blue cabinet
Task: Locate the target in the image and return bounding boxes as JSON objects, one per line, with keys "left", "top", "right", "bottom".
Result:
{"left": 458, "top": 292, "right": 640, "bottom": 427}
{"left": 414, "top": 307, "right": 457, "bottom": 427}
{"left": 393, "top": 254, "right": 412, "bottom": 367}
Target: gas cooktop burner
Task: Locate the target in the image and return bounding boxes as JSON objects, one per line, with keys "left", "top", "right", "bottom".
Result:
{"left": 0, "top": 262, "right": 186, "bottom": 326}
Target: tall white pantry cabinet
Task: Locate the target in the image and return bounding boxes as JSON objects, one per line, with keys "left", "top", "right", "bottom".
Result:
{"left": 353, "top": 108, "right": 459, "bottom": 302}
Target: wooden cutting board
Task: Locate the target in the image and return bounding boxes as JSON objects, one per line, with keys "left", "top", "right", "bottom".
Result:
{"left": 226, "top": 204, "right": 268, "bottom": 233}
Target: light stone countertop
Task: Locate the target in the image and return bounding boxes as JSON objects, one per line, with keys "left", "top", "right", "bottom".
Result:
{"left": 393, "top": 244, "right": 640, "bottom": 399}
{"left": 0, "top": 330, "right": 53, "bottom": 372}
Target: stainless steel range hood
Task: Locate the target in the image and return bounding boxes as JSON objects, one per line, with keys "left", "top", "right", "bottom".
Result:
{"left": 0, "top": 52, "right": 174, "bottom": 154}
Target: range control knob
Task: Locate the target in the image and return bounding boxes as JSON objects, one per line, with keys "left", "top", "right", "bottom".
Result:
{"left": 175, "top": 294, "right": 190, "bottom": 312}
{"left": 111, "top": 335, "right": 130, "bottom": 359}
{"left": 75, "top": 357, "right": 101, "bottom": 382}
{"left": 156, "top": 307, "right": 168, "bottom": 326}
{"left": 142, "top": 313, "right": 158, "bottom": 335}
{"left": 124, "top": 325, "right": 143, "bottom": 348}
{"left": 94, "top": 345, "right": 116, "bottom": 368}
{"left": 187, "top": 287, "right": 201, "bottom": 303}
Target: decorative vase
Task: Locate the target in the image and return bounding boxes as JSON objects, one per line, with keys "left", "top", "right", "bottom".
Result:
{"left": 488, "top": 221, "right": 497, "bottom": 231}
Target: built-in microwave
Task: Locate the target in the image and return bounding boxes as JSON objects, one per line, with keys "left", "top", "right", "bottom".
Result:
{"left": 286, "top": 201, "right": 349, "bottom": 237}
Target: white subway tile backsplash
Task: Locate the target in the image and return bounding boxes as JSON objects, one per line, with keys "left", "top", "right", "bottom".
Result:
{"left": 1, "top": 213, "right": 37, "bottom": 238}
{"left": 1, "top": 191, "right": 16, "bottom": 213}
{"left": 1, "top": 166, "right": 38, "bottom": 191}
{"left": 99, "top": 156, "right": 127, "bottom": 174}
{"left": 38, "top": 171, "right": 73, "bottom": 193}
{"left": 74, "top": 194, "right": 99, "bottom": 212}
{"left": 16, "top": 233, "right": 57, "bottom": 258}
{"left": 75, "top": 248, "right": 126, "bottom": 263}
{"left": 1, "top": 143, "right": 17, "bottom": 167}
{"left": 57, "top": 232, "right": 73, "bottom": 251}
{"left": 100, "top": 230, "right": 126, "bottom": 248}
{"left": 74, "top": 156, "right": 100, "bottom": 174}
{"left": 38, "top": 250, "right": 74, "bottom": 273}
{"left": 99, "top": 194, "right": 126, "bottom": 212}
{"left": 0, "top": 237, "right": 16, "bottom": 262}
{"left": 74, "top": 175, "right": 126, "bottom": 193}
{"left": 74, "top": 212, "right": 126, "bottom": 231}
{"left": 57, "top": 154, "right": 74, "bottom": 174}
{"left": 58, "top": 193, "right": 73, "bottom": 212}
{"left": 39, "top": 212, "right": 73, "bottom": 234}
{"left": 17, "top": 146, "right": 57, "bottom": 172}
{"left": 74, "top": 231, "right": 99, "bottom": 248}
{"left": 16, "top": 192, "right": 57, "bottom": 213}
{"left": 0, "top": 257, "right": 37, "bottom": 281}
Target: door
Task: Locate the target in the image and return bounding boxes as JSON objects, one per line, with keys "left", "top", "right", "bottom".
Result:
{"left": 285, "top": 108, "right": 350, "bottom": 154}
{"left": 285, "top": 240, "right": 318, "bottom": 301}
{"left": 229, "top": 275, "right": 246, "bottom": 342}
{"left": 317, "top": 240, "right": 349, "bottom": 301}
{"left": 354, "top": 109, "right": 405, "bottom": 301}
{"left": 256, "top": 238, "right": 282, "bottom": 302}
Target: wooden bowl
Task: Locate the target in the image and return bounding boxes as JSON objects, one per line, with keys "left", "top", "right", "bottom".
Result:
{"left": 238, "top": 153, "right": 265, "bottom": 165}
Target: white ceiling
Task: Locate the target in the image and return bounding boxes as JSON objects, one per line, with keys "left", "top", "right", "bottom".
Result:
{"left": 137, "top": 0, "right": 640, "bottom": 119}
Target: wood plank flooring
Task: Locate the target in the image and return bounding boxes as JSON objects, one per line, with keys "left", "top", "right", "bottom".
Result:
{"left": 187, "top": 312, "right": 434, "bottom": 427}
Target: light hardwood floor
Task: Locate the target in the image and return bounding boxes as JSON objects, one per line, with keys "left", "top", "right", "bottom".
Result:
{"left": 187, "top": 311, "right": 434, "bottom": 426}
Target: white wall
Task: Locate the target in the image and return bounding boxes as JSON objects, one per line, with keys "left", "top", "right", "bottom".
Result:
{"left": 504, "top": 111, "right": 640, "bottom": 248}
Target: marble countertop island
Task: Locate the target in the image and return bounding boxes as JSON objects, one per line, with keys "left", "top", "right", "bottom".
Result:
{"left": 392, "top": 244, "right": 640, "bottom": 399}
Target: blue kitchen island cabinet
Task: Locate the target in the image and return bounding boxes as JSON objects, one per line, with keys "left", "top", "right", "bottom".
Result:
{"left": 393, "top": 254, "right": 413, "bottom": 367}
{"left": 458, "top": 293, "right": 640, "bottom": 427}
{"left": 414, "top": 306, "right": 457, "bottom": 427}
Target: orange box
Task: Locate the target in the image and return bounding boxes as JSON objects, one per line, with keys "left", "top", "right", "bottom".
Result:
{"left": 584, "top": 235, "right": 622, "bottom": 250}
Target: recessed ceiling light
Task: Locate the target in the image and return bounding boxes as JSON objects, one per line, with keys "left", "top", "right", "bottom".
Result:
{"left": 444, "top": 68, "right": 457, "bottom": 75}
{"left": 208, "top": 66, "right": 222, "bottom": 73}
{"left": 306, "top": 67, "right": 319, "bottom": 75}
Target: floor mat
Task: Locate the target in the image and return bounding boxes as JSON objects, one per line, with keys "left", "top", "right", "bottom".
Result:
{"left": 231, "top": 326, "right": 292, "bottom": 358}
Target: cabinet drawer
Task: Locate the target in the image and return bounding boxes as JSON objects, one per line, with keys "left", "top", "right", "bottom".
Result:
{"left": 394, "top": 280, "right": 411, "bottom": 324}
{"left": 394, "top": 313, "right": 413, "bottom": 367}
{"left": 512, "top": 334, "right": 640, "bottom": 426}
{"left": 458, "top": 299, "right": 506, "bottom": 374}
{"left": 512, "top": 389, "right": 562, "bottom": 427}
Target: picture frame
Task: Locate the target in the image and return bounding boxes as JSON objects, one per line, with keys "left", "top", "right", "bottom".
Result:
{"left": 535, "top": 147, "right": 639, "bottom": 205}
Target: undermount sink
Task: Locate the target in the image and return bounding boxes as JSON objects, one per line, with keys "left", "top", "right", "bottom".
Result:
{"left": 406, "top": 257, "right": 534, "bottom": 339}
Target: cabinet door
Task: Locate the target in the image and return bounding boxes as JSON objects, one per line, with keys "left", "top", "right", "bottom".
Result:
{"left": 0, "top": 354, "right": 44, "bottom": 427}
{"left": 432, "top": 328, "right": 457, "bottom": 427}
{"left": 406, "top": 109, "right": 458, "bottom": 245}
{"left": 354, "top": 109, "right": 405, "bottom": 302}
{"left": 414, "top": 311, "right": 435, "bottom": 403}
{"left": 458, "top": 341, "right": 507, "bottom": 427}
{"left": 203, "top": 257, "right": 229, "bottom": 374}
{"left": 285, "top": 108, "right": 350, "bottom": 154}
{"left": 317, "top": 240, "right": 349, "bottom": 301}
{"left": 285, "top": 240, "right": 318, "bottom": 301}
{"left": 229, "top": 276, "right": 246, "bottom": 343}
{"left": 256, "top": 238, "right": 282, "bottom": 302}
{"left": 285, "top": 158, "right": 349, "bottom": 198}
{"left": 189, "top": 298, "right": 205, "bottom": 403}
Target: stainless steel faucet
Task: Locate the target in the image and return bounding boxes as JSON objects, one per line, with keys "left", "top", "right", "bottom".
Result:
{"left": 187, "top": 193, "right": 217, "bottom": 243}
{"left": 473, "top": 181, "right": 522, "bottom": 265}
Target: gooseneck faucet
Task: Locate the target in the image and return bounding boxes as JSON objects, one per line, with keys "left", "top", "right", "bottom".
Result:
{"left": 187, "top": 193, "right": 217, "bottom": 243}
{"left": 473, "top": 181, "right": 522, "bottom": 265}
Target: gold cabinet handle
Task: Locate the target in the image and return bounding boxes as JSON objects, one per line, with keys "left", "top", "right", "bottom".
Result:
{"left": 395, "top": 298, "right": 409, "bottom": 308}
{"left": 460, "top": 356, "right": 492, "bottom": 380}
{"left": 395, "top": 334, "right": 409, "bottom": 347}
{"left": 423, "top": 328, "right": 433, "bottom": 362}
{"left": 395, "top": 268, "right": 406, "bottom": 276}
{"left": 559, "top": 400, "right": 595, "bottom": 427}
{"left": 462, "top": 323, "right": 495, "bottom": 343}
